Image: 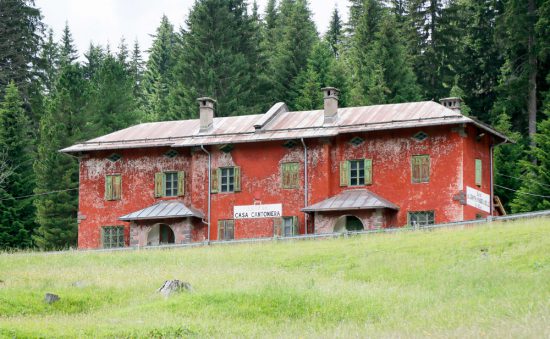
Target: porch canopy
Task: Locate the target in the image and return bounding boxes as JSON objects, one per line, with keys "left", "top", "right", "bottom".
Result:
{"left": 119, "top": 200, "right": 204, "bottom": 221}
{"left": 302, "top": 189, "right": 399, "bottom": 213}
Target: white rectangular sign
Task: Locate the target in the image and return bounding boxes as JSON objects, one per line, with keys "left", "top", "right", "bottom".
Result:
{"left": 234, "top": 204, "right": 282, "bottom": 219}
{"left": 466, "top": 186, "right": 490, "bottom": 213}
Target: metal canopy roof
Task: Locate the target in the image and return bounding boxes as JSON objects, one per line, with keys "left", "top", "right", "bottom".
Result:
{"left": 119, "top": 200, "right": 204, "bottom": 221}
{"left": 61, "top": 100, "right": 510, "bottom": 153}
{"left": 302, "top": 189, "right": 399, "bottom": 213}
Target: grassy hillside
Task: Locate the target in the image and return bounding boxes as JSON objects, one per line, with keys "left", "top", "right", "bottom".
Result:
{"left": 0, "top": 219, "right": 549, "bottom": 338}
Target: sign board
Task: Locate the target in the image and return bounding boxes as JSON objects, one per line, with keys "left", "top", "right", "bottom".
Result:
{"left": 234, "top": 204, "right": 282, "bottom": 219}
{"left": 466, "top": 186, "right": 490, "bottom": 213}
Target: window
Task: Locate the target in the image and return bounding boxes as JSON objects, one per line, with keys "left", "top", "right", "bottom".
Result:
{"left": 154, "top": 171, "right": 185, "bottom": 197}
{"left": 281, "top": 162, "right": 300, "bottom": 189}
{"left": 107, "top": 153, "right": 122, "bottom": 162}
{"left": 411, "top": 155, "right": 430, "bottom": 183}
{"left": 105, "top": 175, "right": 121, "bottom": 201}
{"left": 102, "top": 226, "right": 125, "bottom": 248}
{"left": 218, "top": 219, "right": 235, "bottom": 240}
{"left": 211, "top": 167, "right": 241, "bottom": 193}
{"left": 273, "top": 216, "right": 298, "bottom": 237}
{"left": 340, "top": 159, "right": 372, "bottom": 187}
{"left": 408, "top": 211, "right": 435, "bottom": 227}
{"left": 164, "top": 149, "right": 178, "bottom": 158}
{"left": 475, "top": 159, "right": 482, "bottom": 186}
{"left": 220, "top": 167, "right": 235, "bottom": 193}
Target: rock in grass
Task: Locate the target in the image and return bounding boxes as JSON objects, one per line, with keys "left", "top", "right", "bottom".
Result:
{"left": 44, "top": 293, "right": 60, "bottom": 304}
{"left": 158, "top": 280, "right": 192, "bottom": 297}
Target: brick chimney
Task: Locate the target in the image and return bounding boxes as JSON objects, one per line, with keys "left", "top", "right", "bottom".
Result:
{"left": 198, "top": 97, "right": 216, "bottom": 132}
{"left": 322, "top": 87, "right": 340, "bottom": 124}
{"left": 439, "top": 97, "right": 462, "bottom": 112}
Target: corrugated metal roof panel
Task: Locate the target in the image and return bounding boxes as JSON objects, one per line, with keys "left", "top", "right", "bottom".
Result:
{"left": 61, "top": 101, "right": 509, "bottom": 153}
{"left": 302, "top": 189, "right": 399, "bottom": 212}
{"left": 119, "top": 200, "right": 204, "bottom": 221}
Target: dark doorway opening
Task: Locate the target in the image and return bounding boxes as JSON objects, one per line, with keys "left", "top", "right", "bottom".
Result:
{"left": 159, "top": 224, "right": 175, "bottom": 244}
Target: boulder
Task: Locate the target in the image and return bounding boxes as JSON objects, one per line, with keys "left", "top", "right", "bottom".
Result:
{"left": 158, "top": 280, "right": 192, "bottom": 297}
{"left": 44, "top": 293, "right": 60, "bottom": 304}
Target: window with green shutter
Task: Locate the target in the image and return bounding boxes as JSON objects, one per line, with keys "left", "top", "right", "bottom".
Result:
{"left": 275, "top": 216, "right": 299, "bottom": 237}
{"left": 155, "top": 171, "right": 185, "bottom": 197}
{"left": 102, "top": 226, "right": 125, "bottom": 248}
{"left": 218, "top": 219, "right": 235, "bottom": 240}
{"left": 340, "top": 159, "right": 372, "bottom": 187}
{"left": 475, "top": 159, "right": 482, "bottom": 186}
{"left": 411, "top": 155, "right": 430, "bottom": 183}
{"left": 214, "top": 167, "right": 241, "bottom": 193}
{"left": 105, "top": 175, "right": 121, "bottom": 200}
{"left": 281, "top": 162, "right": 300, "bottom": 189}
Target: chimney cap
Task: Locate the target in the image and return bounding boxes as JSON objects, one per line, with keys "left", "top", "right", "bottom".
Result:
{"left": 439, "top": 97, "right": 462, "bottom": 111}
{"left": 321, "top": 87, "right": 340, "bottom": 96}
{"left": 197, "top": 97, "right": 216, "bottom": 104}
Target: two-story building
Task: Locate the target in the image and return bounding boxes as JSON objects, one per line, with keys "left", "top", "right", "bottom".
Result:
{"left": 62, "top": 88, "right": 509, "bottom": 249}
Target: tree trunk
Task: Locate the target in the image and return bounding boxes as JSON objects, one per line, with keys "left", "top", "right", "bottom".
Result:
{"left": 527, "top": 0, "right": 537, "bottom": 148}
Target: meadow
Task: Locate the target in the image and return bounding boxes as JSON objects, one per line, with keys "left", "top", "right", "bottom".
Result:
{"left": 0, "top": 218, "right": 549, "bottom": 338}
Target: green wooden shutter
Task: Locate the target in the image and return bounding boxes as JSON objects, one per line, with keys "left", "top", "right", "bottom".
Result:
{"left": 364, "top": 159, "right": 372, "bottom": 185}
{"left": 292, "top": 216, "right": 299, "bottom": 235}
{"left": 177, "top": 171, "right": 185, "bottom": 196}
{"left": 154, "top": 172, "right": 164, "bottom": 197}
{"left": 292, "top": 163, "right": 300, "bottom": 188}
{"left": 218, "top": 220, "right": 224, "bottom": 240}
{"left": 273, "top": 218, "right": 282, "bottom": 237}
{"left": 281, "top": 163, "right": 289, "bottom": 188}
{"left": 475, "top": 159, "right": 482, "bottom": 186}
{"left": 340, "top": 161, "right": 349, "bottom": 187}
{"left": 411, "top": 157, "right": 419, "bottom": 183}
{"left": 234, "top": 166, "right": 241, "bottom": 192}
{"left": 211, "top": 168, "right": 219, "bottom": 193}
{"left": 422, "top": 155, "right": 430, "bottom": 182}
{"left": 113, "top": 175, "right": 122, "bottom": 200}
{"left": 105, "top": 175, "right": 113, "bottom": 200}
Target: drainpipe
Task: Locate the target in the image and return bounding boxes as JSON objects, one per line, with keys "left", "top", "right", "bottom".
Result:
{"left": 301, "top": 138, "right": 308, "bottom": 234}
{"left": 200, "top": 145, "right": 211, "bottom": 243}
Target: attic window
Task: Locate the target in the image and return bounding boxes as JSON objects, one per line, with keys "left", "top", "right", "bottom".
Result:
{"left": 107, "top": 153, "right": 122, "bottom": 162}
{"left": 219, "top": 144, "right": 234, "bottom": 153}
{"left": 350, "top": 136, "right": 364, "bottom": 146}
{"left": 413, "top": 132, "right": 428, "bottom": 142}
{"left": 165, "top": 149, "right": 178, "bottom": 158}
{"left": 282, "top": 140, "right": 298, "bottom": 148}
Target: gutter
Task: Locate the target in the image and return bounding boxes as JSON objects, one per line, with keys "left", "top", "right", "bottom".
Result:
{"left": 200, "top": 145, "right": 211, "bottom": 243}
{"left": 301, "top": 138, "right": 308, "bottom": 234}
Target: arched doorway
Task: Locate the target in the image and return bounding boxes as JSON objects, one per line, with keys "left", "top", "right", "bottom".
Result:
{"left": 333, "top": 215, "right": 364, "bottom": 232}
{"left": 147, "top": 223, "right": 175, "bottom": 245}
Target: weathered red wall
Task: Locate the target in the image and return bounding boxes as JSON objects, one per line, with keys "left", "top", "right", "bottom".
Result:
{"left": 77, "top": 123, "right": 493, "bottom": 249}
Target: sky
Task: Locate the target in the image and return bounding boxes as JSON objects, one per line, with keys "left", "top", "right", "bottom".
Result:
{"left": 34, "top": 0, "right": 349, "bottom": 58}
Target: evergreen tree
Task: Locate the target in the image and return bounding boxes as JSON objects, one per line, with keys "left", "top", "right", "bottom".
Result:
{"left": 33, "top": 64, "right": 85, "bottom": 249}
{"left": 38, "top": 28, "right": 60, "bottom": 94}
{"left": 449, "top": 80, "right": 471, "bottom": 116}
{"left": 294, "top": 41, "right": 334, "bottom": 110}
{"left": 171, "top": 0, "right": 260, "bottom": 118}
{"left": 130, "top": 40, "right": 145, "bottom": 104}
{"left": 348, "top": 1, "right": 420, "bottom": 105}
{"left": 0, "top": 82, "right": 36, "bottom": 249}
{"left": 59, "top": 22, "right": 78, "bottom": 65}
{"left": 85, "top": 52, "right": 141, "bottom": 136}
{"left": 0, "top": 0, "right": 43, "bottom": 99}
{"left": 269, "top": 0, "right": 318, "bottom": 106}
{"left": 510, "top": 76, "right": 550, "bottom": 212}
{"left": 142, "top": 15, "right": 176, "bottom": 121}
{"left": 83, "top": 43, "right": 105, "bottom": 80}
{"left": 325, "top": 7, "right": 343, "bottom": 58}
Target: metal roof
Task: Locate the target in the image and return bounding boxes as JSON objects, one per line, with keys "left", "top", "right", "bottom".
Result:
{"left": 119, "top": 200, "right": 204, "bottom": 221}
{"left": 301, "top": 189, "right": 399, "bottom": 213}
{"left": 61, "top": 101, "right": 510, "bottom": 153}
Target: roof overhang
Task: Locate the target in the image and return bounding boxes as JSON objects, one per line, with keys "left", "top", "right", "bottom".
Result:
{"left": 119, "top": 200, "right": 204, "bottom": 221}
{"left": 302, "top": 189, "right": 399, "bottom": 213}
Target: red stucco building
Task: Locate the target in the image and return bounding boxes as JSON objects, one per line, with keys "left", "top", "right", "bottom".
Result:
{"left": 62, "top": 88, "right": 509, "bottom": 249}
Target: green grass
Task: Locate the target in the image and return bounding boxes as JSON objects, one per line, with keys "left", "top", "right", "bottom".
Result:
{"left": 0, "top": 219, "right": 549, "bottom": 338}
